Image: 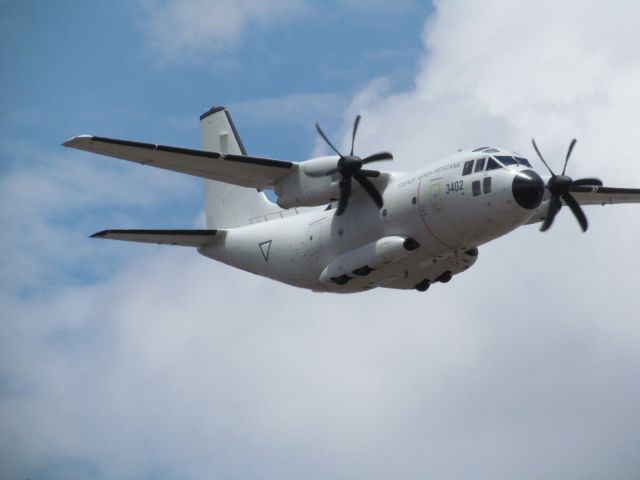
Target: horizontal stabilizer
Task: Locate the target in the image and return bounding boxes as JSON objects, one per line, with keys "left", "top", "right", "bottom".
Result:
{"left": 91, "top": 229, "right": 220, "bottom": 247}
{"left": 64, "top": 135, "right": 296, "bottom": 189}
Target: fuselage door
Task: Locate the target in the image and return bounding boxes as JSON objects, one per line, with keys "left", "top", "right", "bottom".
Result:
{"left": 430, "top": 182, "right": 444, "bottom": 214}
{"left": 305, "top": 217, "right": 327, "bottom": 266}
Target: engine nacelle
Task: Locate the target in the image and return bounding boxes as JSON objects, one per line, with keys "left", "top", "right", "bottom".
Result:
{"left": 275, "top": 156, "right": 341, "bottom": 208}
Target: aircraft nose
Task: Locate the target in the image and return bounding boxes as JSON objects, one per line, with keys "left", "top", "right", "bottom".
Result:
{"left": 512, "top": 169, "right": 545, "bottom": 210}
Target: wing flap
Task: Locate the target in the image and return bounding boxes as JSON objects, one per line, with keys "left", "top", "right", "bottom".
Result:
{"left": 571, "top": 185, "right": 640, "bottom": 205}
{"left": 64, "top": 135, "right": 296, "bottom": 189}
{"left": 91, "top": 229, "right": 220, "bottom": 247}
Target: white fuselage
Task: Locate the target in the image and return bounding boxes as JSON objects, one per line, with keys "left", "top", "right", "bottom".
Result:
{"left": 199, "top": 149, "right": 543, "bottom": 293}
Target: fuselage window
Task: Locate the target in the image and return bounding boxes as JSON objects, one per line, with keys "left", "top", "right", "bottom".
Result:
{"left": 472, "top": 180, "right": 481, "bottom": 196}
{"left": 462, "top": 160, "right": 474, "bottom": 176}
{"left": 486, "top": 158, "right": 501, "bottom": 170}
{"left": 483, "top": 176, "right": 492, "bottom": 194}
{"left": 474, "top": 157, "right": 486, "bottom": 172}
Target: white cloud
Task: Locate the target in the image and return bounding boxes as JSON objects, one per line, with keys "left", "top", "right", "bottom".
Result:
{"left": 3, "top": 239, "right": 640, "bottom": 478}
{"left": 3, "top": 0, "right": 640, "bottom": 478}
{"left": 137, "top": 0, "right": 426, "bottom": 66}
{"left": 0, "top": 138, "right": 199, "bottom": 293}
{"left": 138, "top": 0, "right": 311, "bottom": 64}
{"left": 347, "top": 0, "right": 640, "bottom": 183}
{"left": 231, "top": 93, "right": 347, "bottom": 128}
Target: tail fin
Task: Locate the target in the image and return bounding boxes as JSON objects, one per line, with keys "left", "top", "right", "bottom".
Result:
{"left": 200, "top": 106, "right": 281, "bottom": 228}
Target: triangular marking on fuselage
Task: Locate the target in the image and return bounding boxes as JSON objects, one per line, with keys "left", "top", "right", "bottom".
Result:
{"left": 259, "top": 240, "right": 272, "bottom": 262}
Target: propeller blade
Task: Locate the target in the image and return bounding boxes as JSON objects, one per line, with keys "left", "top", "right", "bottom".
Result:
{"left": 350, "top": 115, "right": 361, "bottom": 156}
{"left": 354, "top": 172, "right": 383, "bottom": 209}
{"left": 336, "top": 176, "right": 352, "bottom": 216}
{"left": 532, "top": 138, "right": 556, "bottom": 177}
{"left": 534, "top": 137, "right": 592, "bottom": 233}
{"left": 562, "top": 138, "right": 577, "bottom": 175}
{"left": 572, "top": 177, "right": 603, "bottom": 187}
{"left": 540, "top": 194, "right": 562, "bottom": 232}
{"left": 315, "top": 123, "right": 343, "bottom": 157}
{"left": 362, "top": 152, "right": 393, "bottom": 164}
{"left": 562, "top": 192, "right": 588, "bottom": 232}
{"left": 312, "top": 115, "right": 393, "bottom": 215}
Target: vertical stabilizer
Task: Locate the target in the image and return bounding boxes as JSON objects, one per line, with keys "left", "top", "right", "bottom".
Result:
{"left": 200, "top": 106, "right": 281, "bottom": 228}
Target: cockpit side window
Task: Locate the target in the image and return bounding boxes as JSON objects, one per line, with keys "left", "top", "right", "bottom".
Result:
{"left": 462, "top": 160, "right": 474, "bottom": 176}
{"left": 486, "top": 158, "right": 501, "bottom": 171}
{"left": 515, "top": 157, "right": 532, "bottom": 167}
{"left": 474, "top": 157, "right": 486, "bottom": 172}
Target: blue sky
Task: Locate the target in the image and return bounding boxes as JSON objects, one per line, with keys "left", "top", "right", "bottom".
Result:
{"left": 1, "top": 1, "right": 428, "bottom": 156}
{"left": 2, "top": 1, "right": 640, "bottom": 479}
{"left": 1, "top": 0, "right": 430, "bottom": 294}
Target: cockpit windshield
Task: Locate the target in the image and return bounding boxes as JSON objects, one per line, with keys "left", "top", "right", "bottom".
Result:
{"left": 514, "top": 157, "right": 532, "bottom": 167}
{"left": 464, "top": 152, "right": 533, "bottom": 174}
{"left": 495, "top": 155, "right": 518, "bottom": 166}
{"left": 494, "top": 155, "right": 533, "bottom": 168}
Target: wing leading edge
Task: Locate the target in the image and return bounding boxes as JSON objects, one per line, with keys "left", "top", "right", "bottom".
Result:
{"left": 64, "top": 135, "right": 296, "bottom": 189}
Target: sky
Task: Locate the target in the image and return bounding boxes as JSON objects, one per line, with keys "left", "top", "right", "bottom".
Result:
{"left": 1, "top": 0, "right": 640, "bottom": 479}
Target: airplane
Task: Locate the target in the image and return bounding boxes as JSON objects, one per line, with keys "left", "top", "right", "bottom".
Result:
{"left": 63, "top": 105, "right": 640, "bottom": 293}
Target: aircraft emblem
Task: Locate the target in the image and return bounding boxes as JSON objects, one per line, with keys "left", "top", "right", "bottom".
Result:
{"left": 259, "top": 240, "right": 272, "bottom": 262}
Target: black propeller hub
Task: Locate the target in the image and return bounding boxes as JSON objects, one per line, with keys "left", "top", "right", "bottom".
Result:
{"left": 547, "top": 175, "right": 573, "bottom": 194}
{"left": 512, "top": 169, "right": 545, "bottom": 210}
{"left": 315, "top": 115, "right": 393, "bottom": 215}
{"left": 339, "top": 155, "right": 363, "bottom": 174}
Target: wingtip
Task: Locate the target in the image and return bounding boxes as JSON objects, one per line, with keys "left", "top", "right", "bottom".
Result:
{"left": 90, "top": 230, "right": 109, "bottom": 239}
{"left": 62, "top": 135, "right": 93, "bottom": 148}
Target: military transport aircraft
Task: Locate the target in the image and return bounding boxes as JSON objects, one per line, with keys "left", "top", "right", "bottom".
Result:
{"left": 64, "top": 106, "right": 640, "bottom": 293}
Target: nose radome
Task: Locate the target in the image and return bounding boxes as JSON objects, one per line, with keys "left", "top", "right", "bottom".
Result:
{"left": 512, "top": 169, "right": 545, "bottom": 210}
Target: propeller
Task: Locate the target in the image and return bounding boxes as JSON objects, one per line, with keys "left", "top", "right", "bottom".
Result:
{"left": 312, "top": 115, "right": 393, "bottom": 215}
{"left": 531, "top": 138, "right": 603, "bottom": 232}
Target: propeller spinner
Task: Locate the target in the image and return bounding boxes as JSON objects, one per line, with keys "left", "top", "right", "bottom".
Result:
{"left": 531, "top": 138, "right": 603, "bottom": 232}
{"left": 312, "top": 115, "right": 393, "bottom": 215}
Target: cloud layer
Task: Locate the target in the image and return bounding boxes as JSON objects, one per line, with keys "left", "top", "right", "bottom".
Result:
{"left": 342, "top": 0, "right": 640, "bottom": 180}
{"left": 138, "top": 0, "right": 310, "bottom": 64}
{"left": 139, "top": 0, "right": 425, "bottom": 66}
{"left": 3, "top": 0, "right": 640, "bottom": 479}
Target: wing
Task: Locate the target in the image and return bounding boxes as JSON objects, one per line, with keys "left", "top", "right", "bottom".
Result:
{"left": 570, "top": 185, "right": 640, "bottom": 205}
{"left": 91, "top": 229, "right": 221, "bottom": 247}
{"left": 63, "top": 135, "right": 296, "bottom": 189}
